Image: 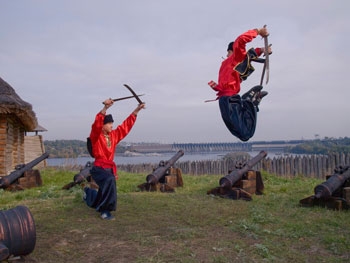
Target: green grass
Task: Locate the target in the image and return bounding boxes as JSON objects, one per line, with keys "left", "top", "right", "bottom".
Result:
{"left": 0, "top": 168, "right": 349, "bottom": 262}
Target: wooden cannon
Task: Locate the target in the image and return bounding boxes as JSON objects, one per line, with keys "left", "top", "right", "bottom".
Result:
{"left": 207, "top": 150, "right": 267, "bottom": 200}
{"left": 0, "top": 206, "right": 36, "bottom": 261}
{"left": 138, "top": 150, "right": 184, "bottom": 192}
{"left": 0, "top": 152, "right": 49, "bottom": 191}
{"left": 300, "top": 165, "right": 350, "bottom": 210}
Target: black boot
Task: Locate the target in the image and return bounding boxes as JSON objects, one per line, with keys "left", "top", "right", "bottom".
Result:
{"left": 253, "top": 91, "right": 268, "bottom": 106}
{"left": 242, "top": 85, "right": 263, "bottom": 101}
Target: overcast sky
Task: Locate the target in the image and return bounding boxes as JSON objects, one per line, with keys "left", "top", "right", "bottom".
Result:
{"left": 1, "top": 0, "right": 349, "bottom": 143}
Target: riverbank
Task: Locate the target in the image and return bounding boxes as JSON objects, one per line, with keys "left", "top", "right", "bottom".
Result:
{"left": 46, "top": 151, "right": 288, "bottom": 167}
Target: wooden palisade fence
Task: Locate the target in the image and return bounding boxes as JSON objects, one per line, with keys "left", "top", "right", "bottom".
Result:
{"left": 118, "top": 153, "right": 350, "bottom": 178}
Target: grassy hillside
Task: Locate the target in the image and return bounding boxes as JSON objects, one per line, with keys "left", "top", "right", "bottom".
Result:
{"left": 0, "top": 170, "right": 349, "bottom": 262}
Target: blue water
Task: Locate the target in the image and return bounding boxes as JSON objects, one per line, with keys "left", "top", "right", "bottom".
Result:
{"left": 46, "top": 151, "right": 285, "bottom": 167}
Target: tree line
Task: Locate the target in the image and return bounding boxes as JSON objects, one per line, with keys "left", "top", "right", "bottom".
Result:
{"left": 286, "top": 137, "right": 350, "bottom": 154}
{"left": 43, "top": 140, "right": 127, "bottom": 158}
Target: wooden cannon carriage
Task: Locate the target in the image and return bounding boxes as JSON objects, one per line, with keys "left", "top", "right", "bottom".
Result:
{"left": 300, "top": 165, "right": 350, "bottom": 210}
{"left": 138, "top": 150, "right": 184, "bottom": 192}
{"left": 207, "top": 151, "right": 267, "bottom": 200}
{"left": 0, "top": 152, "right": 48, "bottom": 191}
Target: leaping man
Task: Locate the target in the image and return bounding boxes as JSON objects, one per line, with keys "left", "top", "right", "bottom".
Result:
{"left": 208, "top": 26, "right": 272, "bottom": 141}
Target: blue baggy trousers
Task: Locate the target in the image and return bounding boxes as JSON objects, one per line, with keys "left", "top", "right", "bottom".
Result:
{"left": 84, "top": 166, "right": 117, "bottom": 213}
{"left": 219, "top": 95, "right": 257, "bottom": 142}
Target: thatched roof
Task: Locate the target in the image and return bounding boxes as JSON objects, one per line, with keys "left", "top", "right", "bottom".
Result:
{"left": 0, "top": 77, "right": 38, "bottom": 131}
{"left": 32, "top": 124, "right": 47, "bottom": 132}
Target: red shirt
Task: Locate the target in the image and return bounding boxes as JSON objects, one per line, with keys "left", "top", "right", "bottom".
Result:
{"left": 211, "top": 29, "right": 263, "bottom": 98}
{"left": 89, "top": 112, "right": 137, "bottom": 179}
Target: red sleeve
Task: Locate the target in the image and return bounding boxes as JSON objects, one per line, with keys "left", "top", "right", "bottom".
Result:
{"left": 232, "top": 29, "right": 259, "bottom": 62}
{"left": 90, "top": 112, "right": 105, "bottom": 143}
{"left": 111, "top": 113, "right": 137, "bottom": 143}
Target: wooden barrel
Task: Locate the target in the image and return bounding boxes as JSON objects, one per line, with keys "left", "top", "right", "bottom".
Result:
{"left": 0, "top": 205, "right": 36, "bottom": 261}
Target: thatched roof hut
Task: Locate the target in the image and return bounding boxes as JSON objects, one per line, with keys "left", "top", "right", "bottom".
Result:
{"left": 0, "top": 77, "right": 37, "bottom": 131}
{"left": 0, "top": 77, "right": 46, "bottom": 176}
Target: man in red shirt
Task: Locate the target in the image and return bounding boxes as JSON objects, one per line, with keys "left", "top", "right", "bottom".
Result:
{"left": 83, "top": 98, "right": 145, "bottom": 220}
{"left": 208, "top": 26, "right": 271, "bottom": 141}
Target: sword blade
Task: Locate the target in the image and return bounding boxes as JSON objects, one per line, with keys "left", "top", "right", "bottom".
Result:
{"left": 113, "top": 94, "right": 144, "bottom": 102}
{"left": 102, "top": 94, "right": 144, "bottom": 104}
{"left": 260, "top": 62, "right": 266, "bottom": 86}
{"left": 263, "top": 25, "right": 270, "bottom": 85}
{"left": 123, "top": 84, "right": 144, "bottom": 104}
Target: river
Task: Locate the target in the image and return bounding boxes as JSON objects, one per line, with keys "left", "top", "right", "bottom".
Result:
{"left": 46, "top": 151, "right": 288, "bottom": 167}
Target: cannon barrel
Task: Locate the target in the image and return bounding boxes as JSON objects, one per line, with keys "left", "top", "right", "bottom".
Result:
{"left": 0, "top": 152, "right": 49, "bottom": 189}
{"left": 62, "top": 161, "right": 92, "bottom": 190}
{"left": 73, "top": 161, "right": 92, "bottom": 184}
{"left": 314, "top": 166, "right": 350, "bottom": 199}
{"left": 219, "top": 150, "right": 267, "bottom": 189}
{"left": 146, "top": 150, "right": 184, "bottom": 184}
{"left": 0, "top": 206, "right": 36, "bottom": 261}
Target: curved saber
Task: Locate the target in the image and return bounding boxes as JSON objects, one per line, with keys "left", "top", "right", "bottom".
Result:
{"left": 123, "top": 84, "right": 144, "bottom": 104}
{"left": 263, "top": 24, "right": 269, "bottom": 85}
{"left": 102, "top": 94, "right": 144, "bottom": 104}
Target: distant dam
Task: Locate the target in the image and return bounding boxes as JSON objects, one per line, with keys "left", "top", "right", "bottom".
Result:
{"left": 128, "top": 140, "right": 304, "bottom": 153}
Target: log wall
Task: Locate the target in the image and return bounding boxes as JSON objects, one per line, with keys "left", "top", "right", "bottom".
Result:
{"left": 24, "top": 135, "right": 47, "bottom": 169}
{"left": 0, "top": 116, "right": 25, "bottom": 176}
{"left": 118, "top": 153, "right": 350, "bottom": 178}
